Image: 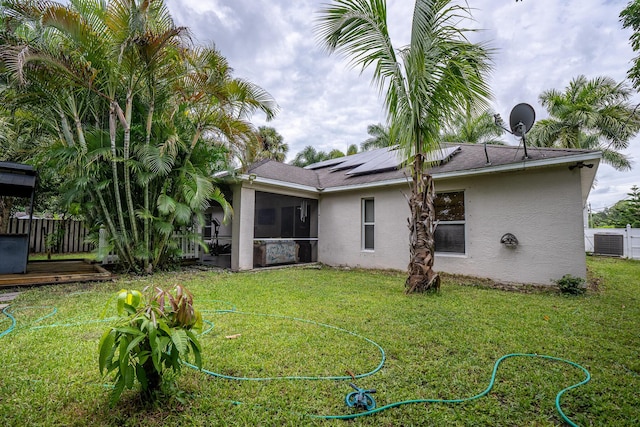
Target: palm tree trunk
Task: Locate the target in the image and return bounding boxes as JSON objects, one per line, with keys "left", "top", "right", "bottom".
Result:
{"left": 120, "top": 93, "right": 140, "bottom": 244}
{"left": 57, "top": 106, "right": 75, "bottom": 147}
{"left": 68, "top": 96, "right": 87, "bottom": 153}
{"left": 109, "top": 101, "right": 130, "bottom": 262}
{"left": 143, "top": 100, "right": 154, "bottom": 273}
{"left": 405, "top": 146, "right": 440, "bottom": 293}
{"left": 95, "top": 188, "right": 134, "bottom": 267}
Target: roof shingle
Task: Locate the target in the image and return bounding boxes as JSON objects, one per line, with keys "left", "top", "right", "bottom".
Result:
{"left": 246, "top": 143, "right": 599, "bottom": 191}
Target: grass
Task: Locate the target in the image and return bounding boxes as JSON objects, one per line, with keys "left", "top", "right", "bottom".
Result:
{"left": 28, "top": 252, "right": 97, "bottom": 261}
{"left": 0, "top": 257, "right": 638, "bottom": 426}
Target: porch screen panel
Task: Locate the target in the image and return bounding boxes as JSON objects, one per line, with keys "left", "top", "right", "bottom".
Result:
{"left": 253, "top": 191, "right": 318, "bottom": 266}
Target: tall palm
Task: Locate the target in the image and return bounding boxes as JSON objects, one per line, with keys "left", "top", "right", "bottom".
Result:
{"left": 291, "top": 145, "right": 330, "bottom": 167}
{"left": 256, "top": 126, "right": 288, "bottom": 162}
{"left": 360, "top": 123, "right": 392, "bottom": 150}
{"left": 441, "top": 110, "right": 505, "bottom": 145}
{"left": 317, "top": 0, "right": 492, "bottom": 292}
{"left": 152, "top": 44, "right": 277, "bottom": 268}
{"left": 527, "top": 75, "right": 638, "bottom": 171}
{"left": 1, "top": 0, "right": 277, "bottom": 271}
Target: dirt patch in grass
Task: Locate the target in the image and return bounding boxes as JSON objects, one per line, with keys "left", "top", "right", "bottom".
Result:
{"left": 440, "top": 272, "right": 560, "bottom": 294}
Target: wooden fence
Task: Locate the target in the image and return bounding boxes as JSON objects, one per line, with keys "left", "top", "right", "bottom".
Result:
{"left": 98, "top": 227, "right": 200, "bottom": 264}
{"left": 6, "top": 218, "right": 93, "bottom": 254}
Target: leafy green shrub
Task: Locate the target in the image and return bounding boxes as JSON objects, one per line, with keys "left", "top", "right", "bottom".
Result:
{"left": 98, "top": 285, "right": 202, "bottom": 405}
{"left": 554, "top": 274, "right": 586, "bottom": 295}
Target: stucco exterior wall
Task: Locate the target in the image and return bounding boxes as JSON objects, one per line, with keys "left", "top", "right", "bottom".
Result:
{"left": 318, "top": 186, "right": 410, "bottom": 271}
{"left": 435, "top": 165, "right": 586, "bottom": 285}
{"left": 318, "top": 165, "right": 587, "bottom": 285}
{"left": 231, "top": 184, "right": 255, "bottom": 270}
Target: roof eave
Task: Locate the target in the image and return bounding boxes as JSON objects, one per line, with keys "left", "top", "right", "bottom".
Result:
{"left": 320, "top": 151, "right": 602, "bottom": 193}
{"left": 230, "top": 151, "right": 602, "bottom": 194}
{"left": 238, "top": 174, "right": 320, "bottom": 194}
{"left": 431, "top": 151, "right": 602, "bottom": 180}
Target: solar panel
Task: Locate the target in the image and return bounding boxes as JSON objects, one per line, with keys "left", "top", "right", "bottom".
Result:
{"left": 345, "top": 146, "right": 460, "bottom": 176}
{"left": 425, "top": 146, "right": 460, "bottom": 164}
{"left": 345, "top": 148, "right": 403, "bottom": 175}
{"left": 304, "top": 144, "right": 460, "bottom": 176}
{"left": 328, "top": 146, "right": 392, "bottom": 171}
{"left": 304, "top": 157, "right": 348, "bottom": 170}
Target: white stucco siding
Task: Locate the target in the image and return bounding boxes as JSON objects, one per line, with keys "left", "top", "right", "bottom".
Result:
{"left": 318, "top": 165, "right": 587, "bottom": 285}
{"left": 435, "top": 166, "right": 587, "bottom": 285}
{"left": 318, "top": 186, "right": 410, "bottom": 270}
{"left": 231, "top": 185, "right": 255, "bottom": 270}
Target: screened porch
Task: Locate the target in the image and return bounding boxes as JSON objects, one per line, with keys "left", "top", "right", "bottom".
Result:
{"left": 253, "top": 191, "right": 318, "bottom": 268}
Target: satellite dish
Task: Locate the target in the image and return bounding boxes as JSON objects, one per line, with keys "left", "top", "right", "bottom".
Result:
{"left": 509, "top": 103, "right": 535, "bottom": 137}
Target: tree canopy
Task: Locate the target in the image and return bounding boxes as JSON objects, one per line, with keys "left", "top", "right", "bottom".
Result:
{"left": 527, "top": 75, "right": 639, "bottom": 171}
{"left": 621, "top": 1, "right": 640, "bottom": 90}
{"left": 591, "top": 185, "right": 640, "bottom": 228}
{"left": 441, "top": 111, "right": 505, "bottom": 145}
{"left": 360, "top": 123, "right": 393, "bottom": 151}
{"left": 290, "top": 145, "right": 345, "bottom": 167}
{"left": 0, "top": 0, "right": 277, "bottom": 271}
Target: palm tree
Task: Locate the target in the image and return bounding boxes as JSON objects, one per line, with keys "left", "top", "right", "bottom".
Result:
{"left": 328, "top": 148, "right": 345, "bottom": 159}
{"left": 441, "top": 111, "right": 505, "bottom": 145}
{"left": 620, "top": 2, "right": 640, "bottom": 90}
{"left": 291, "top": 145, "right": 330, "bottom": 167}
{"left": 1, "top": 0, "right": 277, "bottom": 271}
{"left": 360, "top": 123, "right": 393, "bottom": 151}
{"left": 527, "top": 75, "right": 638, "bottom": 171}
{"left": 256, "top": 126, "right": 288, "bottom": 162}
{"left": 317, "top": 0, "right": 492, "bottom": 292}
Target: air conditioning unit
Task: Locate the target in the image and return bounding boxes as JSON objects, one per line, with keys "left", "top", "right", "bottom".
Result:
{"left": 593, "top": 234, "right": 623, "bottom": 257}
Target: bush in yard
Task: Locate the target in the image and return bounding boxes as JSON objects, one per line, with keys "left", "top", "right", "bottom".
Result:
{"left": 555, "top": 274, "right": 586, "bottom": 295}
{"left": 98, "top": 285, "right": 202, "bottom": 405}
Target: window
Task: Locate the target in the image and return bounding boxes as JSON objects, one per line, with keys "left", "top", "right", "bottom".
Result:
{"left": 435, "top": 191, "right": 465, "bottom": 254}
{"left": 362, "top": 198, "right": 375, "bottom": 250}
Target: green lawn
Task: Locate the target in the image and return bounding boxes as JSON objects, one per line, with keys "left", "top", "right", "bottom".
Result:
{"left": 28, "top": 252, "right": 97, "bottom": 261}
{"left": 0, "top": 257, "right": 638, "bottom": 426}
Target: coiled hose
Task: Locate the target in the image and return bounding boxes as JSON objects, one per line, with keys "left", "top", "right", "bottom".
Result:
{"left": 1, "top": 305, "right": 591, "bottom": 425}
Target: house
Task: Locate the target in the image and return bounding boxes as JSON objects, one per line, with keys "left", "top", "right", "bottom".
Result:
{"left": 206, "top": 143, "right": 600, "bottom": 286}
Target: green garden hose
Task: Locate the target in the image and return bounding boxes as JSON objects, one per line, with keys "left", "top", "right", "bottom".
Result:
{"left": 1, "top": 304, "right": 591, "bottom": 426}
{"left": 0, "top": 305, "right": 57, "bottom": 337}
{"left": 188, "top": 310, "right": 386, "bottom": 381}
{"left": 0, "top": 305, "right": 16, "bottom": 339}
{"left": 309, "top": 352, "right": 590, "bottom": 425}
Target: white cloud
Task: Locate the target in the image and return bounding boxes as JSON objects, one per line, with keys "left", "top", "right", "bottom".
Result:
{"left": 166, "top": 0, "right": 640, "bottom": 209}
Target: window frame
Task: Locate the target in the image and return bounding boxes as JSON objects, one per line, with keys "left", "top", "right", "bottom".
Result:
{"left": 434, "top": 191, "right": 466, "bottom": 256}
{"left": 361, "top": 198, "right": 375, "bottom": 251}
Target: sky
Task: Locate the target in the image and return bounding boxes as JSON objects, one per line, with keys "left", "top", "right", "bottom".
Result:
{"left": 165, "top": 0, "right": 639, "bottom": 212}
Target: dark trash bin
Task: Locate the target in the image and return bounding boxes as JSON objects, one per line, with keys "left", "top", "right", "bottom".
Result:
{"left": 0, "top": 234, "right": 29, "bottom": 274}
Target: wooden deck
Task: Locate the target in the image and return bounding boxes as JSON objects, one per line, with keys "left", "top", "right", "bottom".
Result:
{"left": 0, "top": 259, "right": 112, "bottom": 288}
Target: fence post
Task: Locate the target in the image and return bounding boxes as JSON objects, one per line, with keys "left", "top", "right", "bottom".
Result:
{"left": 627, "top": 224, "right": 632, "bottom": 259}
